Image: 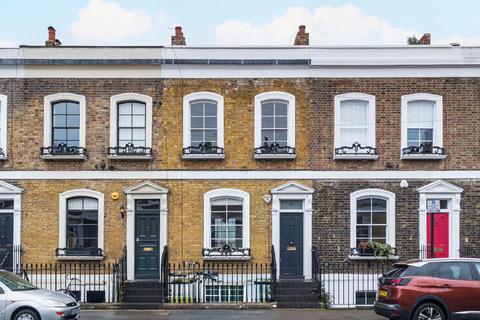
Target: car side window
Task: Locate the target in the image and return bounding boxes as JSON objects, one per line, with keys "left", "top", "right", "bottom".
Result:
{"left": 435, "top": 262, "right": 473, "bottom": 281}
{"left": 473, "top": 263, "right": 480, "bottom": 279}
{"left": 0, "top": 286, "right": 4, "bottom": 294}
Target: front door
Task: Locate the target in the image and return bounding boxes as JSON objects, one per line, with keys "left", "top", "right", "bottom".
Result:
{"left": 0, "top": 213, "right": 13, "bottom": 270}
{"left": 427, "top": 212, "right": 449, "bottom": 258}
{"left": 135, "top": 199, "right": 160, "bottom": 279}
{"left": 280, "top": 213, "right": 303, "bottom": 277}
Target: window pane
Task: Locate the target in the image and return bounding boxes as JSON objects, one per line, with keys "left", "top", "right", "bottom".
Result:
{"left": 407, "top": 128, "right": 419, "bottom": 140}
{"left": 372, "top": 198, "right": 386, "bottom": 211}
{"left": 132, "top": 129, "right": 145, "bottom": 140}
{"left": 261, "top": 130, "right": 274, "bottom": 142}
{"left": 280, "top": 200, "right": 303, "bottom": 210}
{"left": 275, "top": 102, "right": 288, "bottom": 116}
{"left": 436, "top": 263, "right": 472, "bottom": 281}
{"left": 118, "top": 103, "right": 131, "bottom": 114}
{"left": 53, "top": 129, "right": 66, "bottom": 141}
{"left": 204, "top": 117, "right": 217, "bottom": 129}
{"left": 372, "top": 226, "right": 386, "bottom": 238}
{"left": 118, "top": 115, "right": 131, "bottom": 127}
{"left": 275, "top": 129, "right": 287, "bottom": 142}
{"left": 275, "top": 116, "right": 287, "bottom": 128}
{"left": 227, "top": 198, "right": 242, "bottom": 211}
{"left": 357, "top": 198, "right": 371, "bottom": 212}
{"left": 340, "top": 128, "right": 367, "bottom": 146}
{"left": 132, "top": 115, "right": 145, "bottom": 127}
{"left": 211, "top": 212, "right": 226, "bottom": 225}
{"left": 132, "top": 102, "right": 145, "bottom": 114}
{"left": 191, "top": 117, "right": 203, "bottom": 129}
{"left": 191, "top": 130, "right": 203, "bottom": 142}
{"left": 407, "top": 101, "right": 434, "bottom": 128}
{"left": 54, "top": 115, "right": 66, "bottom": 127}
{"left": 204, "top": 130, "right": 217, "bottom": 142}
{"left": 356, "top": 226, "right": 369, "bottom": 238}
{"left": 227, "top": 212, "right": 242, "bottom": 224}
{"left": 262, "top": 117, "right": 274, "bottom": 129}
{"left": 65, "top": 114, "right": 79, "bottom": 127}
{"left": 67, "top": 129, "right": 79, "bottom": 141}
{"left": 119, "top": 129, "right": 131, "bottom": 140}
{"left": 420, "top": 129, "right": 433, "bottom": 141}
{"left": 357, "top": 212, "right": 371, "bottom": 224}
{"left": 135, "top": 199, "right": 160, "bottom": 210}
{"left": 191, "top": 103, "right": 203, "bottom": 116}
{"left": 83, "top": 198, "right": 98, "bottom": 210}
{"left": 68, "top": 198, "right": 83, "bottom": 210}
{"left": 0, "top": 200, "right": 13, "bottom": 210}
{"left": 372, "top": 211, "right": 386, "bottom": 224}
{"left": 204, "top": 103, "right": 217, "bottom": 116}
{"left": 262, "top": 103, "right": 274, "bottom": 116}
{"left": 53, "top": 102, "right": 67, "bottom": 114}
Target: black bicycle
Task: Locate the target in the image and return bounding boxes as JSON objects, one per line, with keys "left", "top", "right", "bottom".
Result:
{"left": 57, "top": 274, "right": 81, "bottom": 302}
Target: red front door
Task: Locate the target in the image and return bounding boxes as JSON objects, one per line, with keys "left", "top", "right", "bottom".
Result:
{"left": 427, "top": 212, "right": 449, "bottom": 258}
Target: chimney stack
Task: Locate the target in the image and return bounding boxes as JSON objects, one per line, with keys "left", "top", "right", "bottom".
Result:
{"left": 171, "top": 26, "right": 186, "bottom": 46}
{"left": 45, "top": 26, "right": 61, "bottom": 47}
{"left": 294, "top": 25, "right": 309, "bottom": 46}
{"left": 418, "top": 33, "right": 431, "bottom": 45}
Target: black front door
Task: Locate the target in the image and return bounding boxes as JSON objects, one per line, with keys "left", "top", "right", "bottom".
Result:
{"left": 0, "top": 213, "right": 13, "bottom": 270}
{"left": 135, "top": 199, "right": 160, "bottom": 279}
{"left": 280, "top": 213, "right": 303, "bottom": 277}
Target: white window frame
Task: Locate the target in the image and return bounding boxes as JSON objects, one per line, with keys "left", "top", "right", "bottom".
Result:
{"left": 0, "top": 95, "right": 8, "bottom": 159}
{"left": 334, "top": 93, "right": 377, "bottom": 160}
{"left": 254, "top": 91, "right": 296, "bottom": 159}
{"left": 109, "top": 93, "right": 153, "bottom": 160}
{"left": 43, "top": 93, "right": 87, "bottom": 160}
{"left": 203, "top": 188, "right": 250, "bottom": 260}
{"left": 183, "top": 92, "right": 224, "bottom": 160}
{"left": 401, "top": 93, "right": 444, "bottom": 160}
{"left": 58, "top": 189, "right": 104, "bottom": 260}
{"left": 349, "top": 188, "right": 397, "bottom": 260}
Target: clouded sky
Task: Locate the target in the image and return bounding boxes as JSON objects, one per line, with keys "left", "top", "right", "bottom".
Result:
{"left": 1, "top": 0, "right": 480, "bottom": 47}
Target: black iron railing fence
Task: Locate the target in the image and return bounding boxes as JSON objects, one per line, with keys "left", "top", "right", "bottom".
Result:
{"left": 419, "top": 244, "right": 480, "bottom": 259}
{"left": 165, "top": 261, "right": 273, "bottom": 303}
{"left": 0, "top": 245, "right": 22, "bottom": 272}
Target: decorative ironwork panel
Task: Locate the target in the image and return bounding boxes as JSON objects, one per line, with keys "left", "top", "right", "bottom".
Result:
{"left": 183, "top": 142, "right": 224, "bottom": 155}
{"left": 55, "top": 247, "right": 104, "bottom": 257}
{"left": 335, "top": 142, "right": 377, "bottom": 156}
{"left": 254, "top": 143, "right": 295, "bottom": 155}
{"left": 202, "top": 244, "right": 250, "bottom": 257}
{"left": 108, "top": 142, "right": 152, "bottom": 156}
{"left": 40, "top": 142, "right": 86, "bottom": 156}
{"left": 402, "top": 142, "right": 445, "bottom": 156}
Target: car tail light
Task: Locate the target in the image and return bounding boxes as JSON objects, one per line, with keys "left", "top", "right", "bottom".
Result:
{"left": 389, "top": 277, "right": 411, "bottom": 286}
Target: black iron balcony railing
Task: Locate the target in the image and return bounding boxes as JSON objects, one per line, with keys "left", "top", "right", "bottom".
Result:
{"left": 183, "top": 142, "right": 224, "bottom": 155}
{"left": 40, "top": 142, "right": 86, "bottom": 157}
{"left": 335, "top": 142, "right": 377, "bottom": 156}
{"left": 202, "top": 244, "right": 251, "bottom": 257}
{"left": 108, "top": 142, "right": 152, "bottom": 156}
{"left": 55, "top": 247, "right": 104, "bottom": 257}
{"left": 402, "top": 142, "right": 445, "bottom": 156}
{"left": 254, "top": 142, "right": 295, "bottom": 155}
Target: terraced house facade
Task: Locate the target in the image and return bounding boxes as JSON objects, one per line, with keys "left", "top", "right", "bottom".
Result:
{"left": 0, "top": 26, "right": 480, "bottom": 307}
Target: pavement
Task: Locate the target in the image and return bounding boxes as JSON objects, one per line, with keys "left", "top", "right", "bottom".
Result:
{"left": 81, "top": 309, "right": 385, "bottom": 320}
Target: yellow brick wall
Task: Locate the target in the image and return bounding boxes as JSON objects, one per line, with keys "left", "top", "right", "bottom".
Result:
{"left": 17, "top": 179, "right": 313, "bottom": 264}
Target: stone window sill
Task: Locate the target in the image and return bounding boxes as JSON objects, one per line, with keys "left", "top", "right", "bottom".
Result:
{"left": 107, "top": 154, "right": 152, "bottom": 160}
{"left": 334, "top": 154, "right": 379, "bottom": 160}
{"left": 41, "top": 155, "right": 87, "bottom": 160}
{"left": 54, "top": 255, "right": 105, "bottom": 261}
{"left": 203, "top": 255, "right": 252, "bottom": 261}
{"left": 182, "top": 154, "right": 225, "bottom": 160}
{"left": 401, "top": 154, "right": 446, "bottom": 160}
{"left": 254, "top": 154, "right": 296, "bottom": 160}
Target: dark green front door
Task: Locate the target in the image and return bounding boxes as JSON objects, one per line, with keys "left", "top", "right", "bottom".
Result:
{"left": 0, "top": 213, "right": 13, "bottom": 270}
{"left": 135, "top": 199, "right": 160, "bottom": 279}
{"left": 280, "top": 213, "right": 303, "bottom": 277}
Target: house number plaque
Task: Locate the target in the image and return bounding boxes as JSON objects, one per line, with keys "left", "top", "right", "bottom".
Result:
{"left": 287, "top": 245, "right": 297, "bottom": 251}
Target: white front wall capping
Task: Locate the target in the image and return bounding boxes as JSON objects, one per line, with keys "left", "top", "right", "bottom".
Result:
{"left": 58, "top": 189, "right": 104, "bottom": 257}
{"left": 334, "top": 93, "right": 376, "bottom": 159}
{"left": 254, "top": 91, "right": 296, "bottom": 150}
{"left": 0, "top": 95, "right": 8, "bottom": 158}
{"left": 401, "top": 93, "right": 443, "bottom": 158}
{"left": 183, "top": 92, "right": 224, "bottom": 151}
{"left": 203, "top": 189, "right": 250, "bottom": 253}
{"left": 43, "top": 93, "right": 87, "bottom": 149}
{"left": 271, "top": 181, "right": 314, "bottom": 280}
{"left": 123, "top": 181, "right": 169, "bottom": 281}
{"left": 349, "top": 189, "right": 396, "bottom": 250}
{"left": 109, "top": 93, "right": 153, "bottom": 150}
{"left": 417, "top": 180, "right": 463, "bottom": 259}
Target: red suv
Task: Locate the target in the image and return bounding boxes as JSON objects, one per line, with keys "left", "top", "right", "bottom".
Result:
{"left": 374, "top": 258, "right": 480, "bottom": 320}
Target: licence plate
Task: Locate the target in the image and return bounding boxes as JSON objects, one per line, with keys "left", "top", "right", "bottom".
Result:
{"left": 379, "top": 289, "right": 388, "bottom": 298}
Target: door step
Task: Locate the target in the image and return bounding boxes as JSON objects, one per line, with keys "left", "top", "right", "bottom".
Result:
{"left": 275, "top": 280, "right": 320, "bottom": 309}
{"left": 122, "top": 281, "right": 165, "bottom": 305}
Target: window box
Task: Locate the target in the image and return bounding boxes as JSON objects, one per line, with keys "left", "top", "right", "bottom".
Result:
{"left": 107, "top": 143, "right": 152, "bottom": 160}
{"left": 202, "top": 246, "right": 251, "bottom": 261}
{"left": 348, "top": 246, "right": 399, "bottom": 260}
{"left": 401, "top": 143, "right": 446, "bottom": 160}
{"left": 334, "top": 142, "right": 378, "bottom": 160}
{"left": 254, "top": 144, "right": 296, "bottom": 160}
{"left": 40, "top": 144, "right": 87, "bottom": 160}
{"left": 182, "top": 143, "right": 225, "bottom": 160}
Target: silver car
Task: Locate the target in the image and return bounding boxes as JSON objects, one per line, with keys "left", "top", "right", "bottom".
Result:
{"left": 0, "top": 270, "right": 80, "bottom": 320}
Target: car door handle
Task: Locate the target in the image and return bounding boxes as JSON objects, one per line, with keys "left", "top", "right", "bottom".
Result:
{"left": 439, "top": 284, "right": 452, "bottom": 289}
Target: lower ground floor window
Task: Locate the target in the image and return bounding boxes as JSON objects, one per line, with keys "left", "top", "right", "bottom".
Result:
{"left": 205, "top": 285, "right": 244, "bottom": 302}
{"left": 355, "top": 290, "right": 376, "bottom": 306}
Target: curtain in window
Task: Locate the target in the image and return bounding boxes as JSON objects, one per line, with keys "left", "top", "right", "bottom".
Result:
{"left": 339, "top": 100, "right": 368, "bottom": 146}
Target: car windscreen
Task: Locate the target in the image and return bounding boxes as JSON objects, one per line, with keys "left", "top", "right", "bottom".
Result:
{"left": 0, "top": 271, "right": 37, "bottom": 291}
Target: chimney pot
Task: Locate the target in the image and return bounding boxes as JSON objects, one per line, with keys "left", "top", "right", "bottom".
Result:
{"left": 48, "top": 26, "right": 56, "bottom": 42}
{"left": 294, "top": 25, "right": 309, "bottom": 46}
{"left": 46, "top": 26, "right": 61, "bottom": 47}
{"left": 171, "top": 25, "right": 186, "bottom": 46}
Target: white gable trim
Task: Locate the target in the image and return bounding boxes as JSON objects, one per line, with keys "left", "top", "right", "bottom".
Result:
{"left": 123, "top": 180, "right": 169, "bottom": 194}
{"left": 417, "top": 180, "right": 464, "bottom": 194}
{"left": 271, "top": 181, "right": 314, "bottom": 194}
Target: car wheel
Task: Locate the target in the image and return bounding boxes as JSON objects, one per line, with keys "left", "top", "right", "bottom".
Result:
{"left": 412, "top": 303, "right": 445, "bottom": 320}
{"left": 14, "top": 309, "right": 40, "bottom": 320}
